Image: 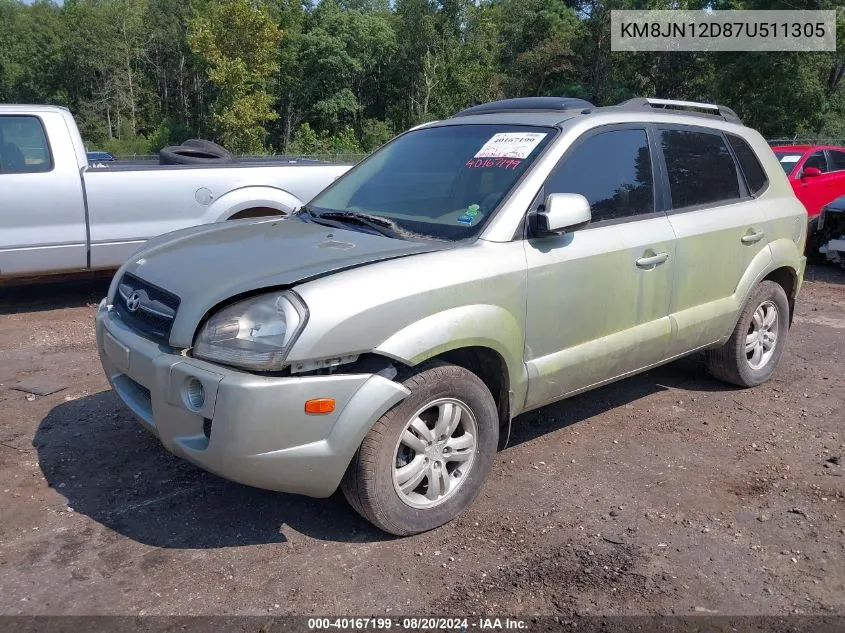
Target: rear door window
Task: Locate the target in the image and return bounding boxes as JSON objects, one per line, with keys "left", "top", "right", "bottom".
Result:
{"left": 659, "top": 129, "right": 741, "bottom": 210}
{"left": 726, "top": 134, "right": 768, "bottom": 196}
{"left": 0, "top": 115, "right": 52, "bottom": 174}
{"left": 543, "top": 128, "right": 654, "bottom": 223}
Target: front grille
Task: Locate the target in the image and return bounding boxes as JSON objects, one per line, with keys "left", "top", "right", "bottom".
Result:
{"left": 113, "top": 272, "right": 180, "bottom": 345}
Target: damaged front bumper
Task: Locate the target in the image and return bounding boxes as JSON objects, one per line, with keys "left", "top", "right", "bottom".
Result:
{"left": 95, "top": 300, "right": 410, "bottom": 497}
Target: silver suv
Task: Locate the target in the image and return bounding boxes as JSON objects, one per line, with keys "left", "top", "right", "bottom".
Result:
{"left": 96, "top": 97, "right": 807, "bottom": 535}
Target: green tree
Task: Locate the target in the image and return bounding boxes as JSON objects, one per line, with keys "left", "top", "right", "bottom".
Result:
{"left": 494, "top": 0, "right": 585, "bottom": 97}
{"left": 390, "top": 0, "right": 445, "bottom": 126}
{"left": 0, "top": 0, "right": 64, "bottom": 105}
{"left": 188, "top": 0, "right": 283, "bottom": 153}
{"left": 360, "top": 118, "right": 393, "bottom": 151}
{"left": 299, "top": 0, "right": 396, "bottom": 132}
{"left": 2, "top": 0, "right": 843, "bottom": 153}
{"left": 146, "top": 0, "right": 206, "bottom": 134}
{"left": 288, "top": 121, "right": 364, "bottom": 156}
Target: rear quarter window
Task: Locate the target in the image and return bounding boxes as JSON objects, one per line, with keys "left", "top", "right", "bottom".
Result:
{"left": 659, "top": 129, "right": 741, "bottom": 210}
{"left": 726, "top": 134, "right": 768, "bottom": 196}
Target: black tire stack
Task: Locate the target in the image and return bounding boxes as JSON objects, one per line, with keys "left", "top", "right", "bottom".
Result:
{"left": 159, "top": 139, "right": 236, "bottom": 165}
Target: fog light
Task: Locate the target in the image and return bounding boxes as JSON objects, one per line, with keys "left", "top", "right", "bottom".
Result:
{"left": 305, "top": 398, "right": 335, "bottom": 414}
{"left": 184, "top": 378, "right": 205, "bottom": 411}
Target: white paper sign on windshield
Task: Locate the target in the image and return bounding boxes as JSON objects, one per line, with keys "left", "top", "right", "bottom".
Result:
{"left": 474, "top": 133, "right": 547, "bottom": 159}
{"left": 779, "top": 154, "right": 802, "bottom": 163}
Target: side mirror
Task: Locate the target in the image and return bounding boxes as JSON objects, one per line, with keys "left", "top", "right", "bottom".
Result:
{"left": 536, "top": 193, "right": 592, "bottom": 235}
{"left": 802, "top": 166, "right": 823, "bottom": 178}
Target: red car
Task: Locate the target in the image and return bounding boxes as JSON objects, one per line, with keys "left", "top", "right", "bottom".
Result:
{"left": 772, "top": 144, "right": 845, "bottom": 222}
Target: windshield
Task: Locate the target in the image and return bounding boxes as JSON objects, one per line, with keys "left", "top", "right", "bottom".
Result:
{"left": 773, "top": 150, "right": 805, "bottom": 174}
{"left": 308, "top": 124, "right": 555, "bottom": 240}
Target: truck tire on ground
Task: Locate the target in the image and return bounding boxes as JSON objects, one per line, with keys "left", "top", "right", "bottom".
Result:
{"left": 706, "top": 280, "right": 790, "bottom": 388}
{"left": 341, "top": 361, "right": 499, "bottom": 536}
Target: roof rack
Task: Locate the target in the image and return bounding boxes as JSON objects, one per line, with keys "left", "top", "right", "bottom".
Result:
{"left": 615, "top": 97, "right": 742, "bottom": 124}
{"left": 451, "top": 97, "right": 596, "bottom": 118}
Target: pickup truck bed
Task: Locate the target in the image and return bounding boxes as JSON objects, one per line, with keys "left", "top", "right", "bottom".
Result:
{"left": 0, "top": 105, "right": 351, "bottom": 279}
{"left": 87, "top": 156, "right": 329, "bottom": 170}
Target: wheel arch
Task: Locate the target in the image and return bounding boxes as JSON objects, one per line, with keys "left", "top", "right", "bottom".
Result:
{"left": 732, "top": 240, "right": 803, "bottom": 332}
{"left": 374, "top": 343, "right": 517, "bottom": 449}
{"left": 762, "top": 265, "right": 798, "bottom": 326}
{"left": 429, "top": 346, "right": 513, "bottom": 449}
{"left": 372, "top": 304, "right": 527, "bottom": 443}
{"left": 209, "top": 186, "right": 303, "bottom": 221}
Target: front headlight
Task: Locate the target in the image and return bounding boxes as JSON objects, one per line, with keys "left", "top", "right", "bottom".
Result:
{"left": 193, "top": 291, "right": 307, "bottom": 370}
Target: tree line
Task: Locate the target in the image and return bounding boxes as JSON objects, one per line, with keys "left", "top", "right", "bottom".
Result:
{"left": 1, "top": 0, "right": 843, "bottom": 157}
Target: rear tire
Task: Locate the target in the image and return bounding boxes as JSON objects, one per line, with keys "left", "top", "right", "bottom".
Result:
{"left": 341, "top": 361, "right": 498, "bottom": 536}
{"left": 706, "top": 280, "right": 790, "bottom": 387}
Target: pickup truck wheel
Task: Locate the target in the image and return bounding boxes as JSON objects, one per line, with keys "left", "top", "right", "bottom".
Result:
{"left": 341, "top": 361, "right": 498, "bottom": 536}
{"left": 706, "top": 280, "right": 790, "bottom": 387}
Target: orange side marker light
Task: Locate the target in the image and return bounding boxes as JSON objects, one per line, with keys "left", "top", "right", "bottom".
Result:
{"left": 305, "top": 398, "right": 335, "bottom": 414}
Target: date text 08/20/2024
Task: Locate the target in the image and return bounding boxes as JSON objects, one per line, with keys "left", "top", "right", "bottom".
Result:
{"left": 307, "top": 617, "right": 528, "bottom": 630}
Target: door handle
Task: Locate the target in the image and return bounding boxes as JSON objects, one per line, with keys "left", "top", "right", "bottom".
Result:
{"left": 741, "top": 231, "right": 765, "bottom": 245}
{"left": 635, "top": 252, "right": 669, "bottom": 268}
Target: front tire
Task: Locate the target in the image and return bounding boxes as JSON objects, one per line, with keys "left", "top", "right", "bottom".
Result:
{"left": 707, "top": 280, "right": 790, "bottom": 387}
{"left": 341, "top": 361, "right": 499, "bottom": 536}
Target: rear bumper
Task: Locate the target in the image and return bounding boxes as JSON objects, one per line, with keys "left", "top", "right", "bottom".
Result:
{"left": 95, "top": 301, "right": 409, "bottom": 497}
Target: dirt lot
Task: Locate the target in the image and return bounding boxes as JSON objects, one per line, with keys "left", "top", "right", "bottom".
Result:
{"left": 0, "top": 267, "right": 842, "bottom": 617}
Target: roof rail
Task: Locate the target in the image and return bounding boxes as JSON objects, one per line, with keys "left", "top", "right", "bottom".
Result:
{"left": 617, "top": 97, "right": 742, "bottom": 124}
{"left": 451, "top": 97, "right": 596, "bottom": 118}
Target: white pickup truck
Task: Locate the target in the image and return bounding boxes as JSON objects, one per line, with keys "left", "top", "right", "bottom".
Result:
{"left": 0, "top": 105, "right": 352, "bottom": 279}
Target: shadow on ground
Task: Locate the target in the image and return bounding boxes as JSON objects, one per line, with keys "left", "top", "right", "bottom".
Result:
{"left": 35, "top": 353, "right": 740, "bottom": 548}
{"left": 804, "top": 263, "right": 845, "bottom": 285}
{"left": 34, "top": 391, "right": 389, "bottom": 548}
{"left": 0, "top": 275, "right": 112, "bottom": 315}
{"left": 506, "top": 352, "right": 738, "bottom": 448}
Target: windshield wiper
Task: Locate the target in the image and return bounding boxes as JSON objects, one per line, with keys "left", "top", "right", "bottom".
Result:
{"left": 294, "top": 204, "right": 316, "bottom": 218}
{"left": 315, "top": 211, "right": 406, "bottom": 240}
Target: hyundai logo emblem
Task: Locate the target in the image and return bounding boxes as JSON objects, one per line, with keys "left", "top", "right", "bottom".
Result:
{"left": 125, "top": 291, "right": 142, "bottom": 313}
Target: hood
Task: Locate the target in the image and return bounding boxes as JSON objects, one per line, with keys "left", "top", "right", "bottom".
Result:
{"left": 118, "top": 216, "right": 445, "bottom": 347}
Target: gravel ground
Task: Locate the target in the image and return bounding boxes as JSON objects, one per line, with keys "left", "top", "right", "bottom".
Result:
{"left": 0, "top": 267, "right": 842, "bottom": 617}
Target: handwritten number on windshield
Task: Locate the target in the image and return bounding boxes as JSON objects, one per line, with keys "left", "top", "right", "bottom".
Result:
{"left": 465, "top": 157, "right": 522, "bottom": 170}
